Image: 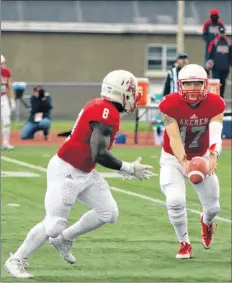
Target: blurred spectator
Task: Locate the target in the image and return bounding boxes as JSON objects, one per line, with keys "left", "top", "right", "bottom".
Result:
{"left": 151, "top": 116, "right": 164, "bottom": 146}
{"left": 21, "top": 86, "right": 52, "bottom": 140}
{"left": 206, "top": 27, "right": 232, "bottom": 98}
{"left": 202, "top": 9, "right": 224, "bottom": 62}
{"left": 163, "top": 53, "right": 189, "bottom": 96}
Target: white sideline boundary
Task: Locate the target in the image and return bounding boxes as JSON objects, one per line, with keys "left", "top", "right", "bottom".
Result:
{"left": 2, "top": 156, "right": 232, "bottom": 223}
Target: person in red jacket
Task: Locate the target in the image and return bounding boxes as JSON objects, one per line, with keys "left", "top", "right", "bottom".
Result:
{"left": 202, "top": 9, "right": 224, "bottom": 62}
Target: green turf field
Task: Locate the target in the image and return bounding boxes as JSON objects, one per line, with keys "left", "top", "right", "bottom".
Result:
{"left": 1, "top": 146, "right": 231, "bottom": 282}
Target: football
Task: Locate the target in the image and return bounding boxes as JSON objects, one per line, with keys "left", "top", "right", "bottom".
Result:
{"left": 187, "top": 157, "right": 209, "bottom": 184}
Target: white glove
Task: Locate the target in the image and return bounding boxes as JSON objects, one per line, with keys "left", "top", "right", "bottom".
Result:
{"left": 10, "top": 98, "right": 16, "bottom": 111}
{"left": 119, "top": 157, "right": 155, "bottom": 180}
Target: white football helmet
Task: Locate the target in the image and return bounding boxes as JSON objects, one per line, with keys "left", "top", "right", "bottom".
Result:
{"left": 178, "top": 64, "right": 208, "bottom": 103}
{"left": 100, "top": 70, "right": 141, "bottom": 113}
{"left": 1, "top": 54, "right": 6, "bottom": 65}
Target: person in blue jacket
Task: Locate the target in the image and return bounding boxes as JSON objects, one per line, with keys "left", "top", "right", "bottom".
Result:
{"left": 21, "top": 86, "right": 53, "bottom": 140}
{"left": 206, "top": 27, "right": 231, "bottom": 98}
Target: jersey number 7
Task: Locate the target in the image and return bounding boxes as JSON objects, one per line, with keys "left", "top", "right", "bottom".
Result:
{"left": 180, "top": 126, "right": 207, "bottom": 148}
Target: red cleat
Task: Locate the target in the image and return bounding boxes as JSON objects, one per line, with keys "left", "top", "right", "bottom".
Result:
{"left": 201, "top": 216, "right": 214, "bottom": 249}
{"left": 176, "top": 241, "right": 192, "bottom": 259}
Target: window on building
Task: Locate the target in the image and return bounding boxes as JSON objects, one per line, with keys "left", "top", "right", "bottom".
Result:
{"left": 146, "top": 44, "right": 177, "bottom": 72}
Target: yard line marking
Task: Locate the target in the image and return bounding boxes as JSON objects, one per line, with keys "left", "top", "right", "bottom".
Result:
{"left": 2, "top": 156, "right": 231, "bottom": 223}
{"left": 111, "top": 187, "right": 232, "bottom": 223}
{"left": 2, "top": 171, "right": 40, "bottom": 177}
{"left": 2, "top": 156, "right": 47, "bottom": 172}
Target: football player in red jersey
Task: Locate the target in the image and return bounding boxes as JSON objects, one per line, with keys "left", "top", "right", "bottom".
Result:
{"left": 159, "top": 64, "right": 225, "bottom": 259}
{"left": 1, "top": 54, "right": 16, "bottom": 149}
{"left": 5, "top": 70, "right": 154, "bottom": 278}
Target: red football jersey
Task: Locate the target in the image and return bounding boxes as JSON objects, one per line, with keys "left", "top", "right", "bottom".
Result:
{"left": 58, "top": 98, "right": 120, "bottom": 172}
{"left": 1, "top": 67, "right": 11, "bottom": 95}
{"left": 159, "top": 93, "right": 225, "bottom": 160}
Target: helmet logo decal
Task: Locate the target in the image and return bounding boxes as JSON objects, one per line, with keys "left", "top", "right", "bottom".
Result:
{"left": 126, "top": 78, "right": 136, "bottom": 97}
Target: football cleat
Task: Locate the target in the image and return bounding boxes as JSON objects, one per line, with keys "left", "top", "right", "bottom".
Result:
{"left": 49, "top": 235, "right": 76, "bottom": 264}
{"left": 176, "top": 241, "right": 192, "bottom": 259}
{"left": 5, "top": 254, "right": 33, "bottom": 278}
{"left": 2, "top": 144, "right": 15, "bottom": 150}
{"left": 201, "top": 215, "right": 214, "bottom": 249}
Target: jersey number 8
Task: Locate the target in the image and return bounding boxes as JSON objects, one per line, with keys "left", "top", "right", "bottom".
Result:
{"left": 102, "top": 108, "right": 109, "bottom": 119}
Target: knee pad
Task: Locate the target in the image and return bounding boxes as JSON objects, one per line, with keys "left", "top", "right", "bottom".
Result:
{"left": 97, "top": 206, "right": 119, "bottom": 224}
{"left": 107, "top": 208, "right": 119, "bottom": 224}
{"left": 166, "top": 195, "right": 186, "bottom": 225}
{"left": 42, "top": 216, "right": 67, "bottom": 238}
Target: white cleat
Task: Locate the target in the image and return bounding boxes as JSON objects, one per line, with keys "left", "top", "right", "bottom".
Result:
{"left": 49, "top": 235, "right": 76, "bottom": 264}
{"left": 2, "top": 144, "right": 15, "bottom": 150}
{"left": 5, "top": 254, "right": 33, "bottom": 279}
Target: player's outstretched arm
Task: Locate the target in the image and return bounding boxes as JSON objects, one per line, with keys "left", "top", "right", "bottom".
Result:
{"left": 90, "top": 121, "right": 154, "bottom": 180}
{"left": 162, "top": 113, "right": 188, "bottom": 171}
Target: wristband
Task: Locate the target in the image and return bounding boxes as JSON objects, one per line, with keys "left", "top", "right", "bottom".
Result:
{"left": 120, "top": 161, "right": 133, "bottom": 174}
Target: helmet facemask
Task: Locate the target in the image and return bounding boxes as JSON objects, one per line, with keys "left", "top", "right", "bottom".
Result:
{"left": 178, "top": 79, "right": 208, "bottom": 103}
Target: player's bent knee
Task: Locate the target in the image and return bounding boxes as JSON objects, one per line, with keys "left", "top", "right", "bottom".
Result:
{"left": 107, "top": 208, "right": 119, "bottom": 224}
{"left": 166, "top": 195, "right": 186, "bottom": 209}
{"left": 42, "top": 217, "right": 67, "bottom": 238}
{"left": 98, "top": 207, "right": 119, "bottom": 224}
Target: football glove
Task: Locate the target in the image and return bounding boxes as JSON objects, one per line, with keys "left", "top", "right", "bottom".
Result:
{"left": 119, "top": 157, "right": 155, "bottom": 180}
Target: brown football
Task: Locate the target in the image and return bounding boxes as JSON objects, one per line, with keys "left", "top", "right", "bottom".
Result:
{"left": 187, "top": 157, "right": 209, "bottom": 184}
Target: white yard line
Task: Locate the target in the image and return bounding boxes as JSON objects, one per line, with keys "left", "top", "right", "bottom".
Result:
{"left": 2, "top": 171, "right": 40, "bottom": 177}
{"left": 2, "top": 156, "right": 47, "bottom": 172}
{"left": 2, "top": 156, "right": 231, "bottom": 223}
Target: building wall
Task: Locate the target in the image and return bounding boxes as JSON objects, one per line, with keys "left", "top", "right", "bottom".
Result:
{"left": 3, "top": 32, "right": 230, "bottom": 121}
{"left": 2, "top": 32, "right": 205, "bottom": 82}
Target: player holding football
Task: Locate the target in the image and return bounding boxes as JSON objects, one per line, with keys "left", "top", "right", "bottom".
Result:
{"left": 159, "top": 64, "right": 225, "bottom": 259}
{"left": 1, "top": 54, "right": 16, "bottom": 149}
{"left": 5, "top": 70, "right": 154, "bottom": 278}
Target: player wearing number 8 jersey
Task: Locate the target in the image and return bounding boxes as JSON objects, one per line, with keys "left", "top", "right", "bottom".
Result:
{"left": 57, "top": 98, "right": 120, "bottom": 172}
{"left": 5, "top": 70, "right": 154, "bottom": 279}
{"left": 159, "top": 64, "right": 225, "bottom": 259}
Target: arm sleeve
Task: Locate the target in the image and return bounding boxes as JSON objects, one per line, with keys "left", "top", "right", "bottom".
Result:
{"left": 30, "top": 96, "right": 40, "bottom": 113}
{"left": 207, "top": 41, "right": 215, "bottom": 60}
{"left": 229, "top": 45, "right": 232, "bottom": 67}
{"left": 163, "top": 73, "right": 171, "bottom": 96}
{"left": 202, "top": 22, "right": 209, "bottom": 42}
{"left": 6, "top": 68, "right": 12, "bottom": 78}
{"left": 45, "top": 96, "right": 53, "bottom": 110}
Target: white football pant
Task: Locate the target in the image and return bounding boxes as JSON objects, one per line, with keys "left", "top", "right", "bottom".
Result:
{"left": 159, "top": 149, "right": 220, "bottom": 242}
{"left": 1, "top": 95, "right": 11, "bottom": 146}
